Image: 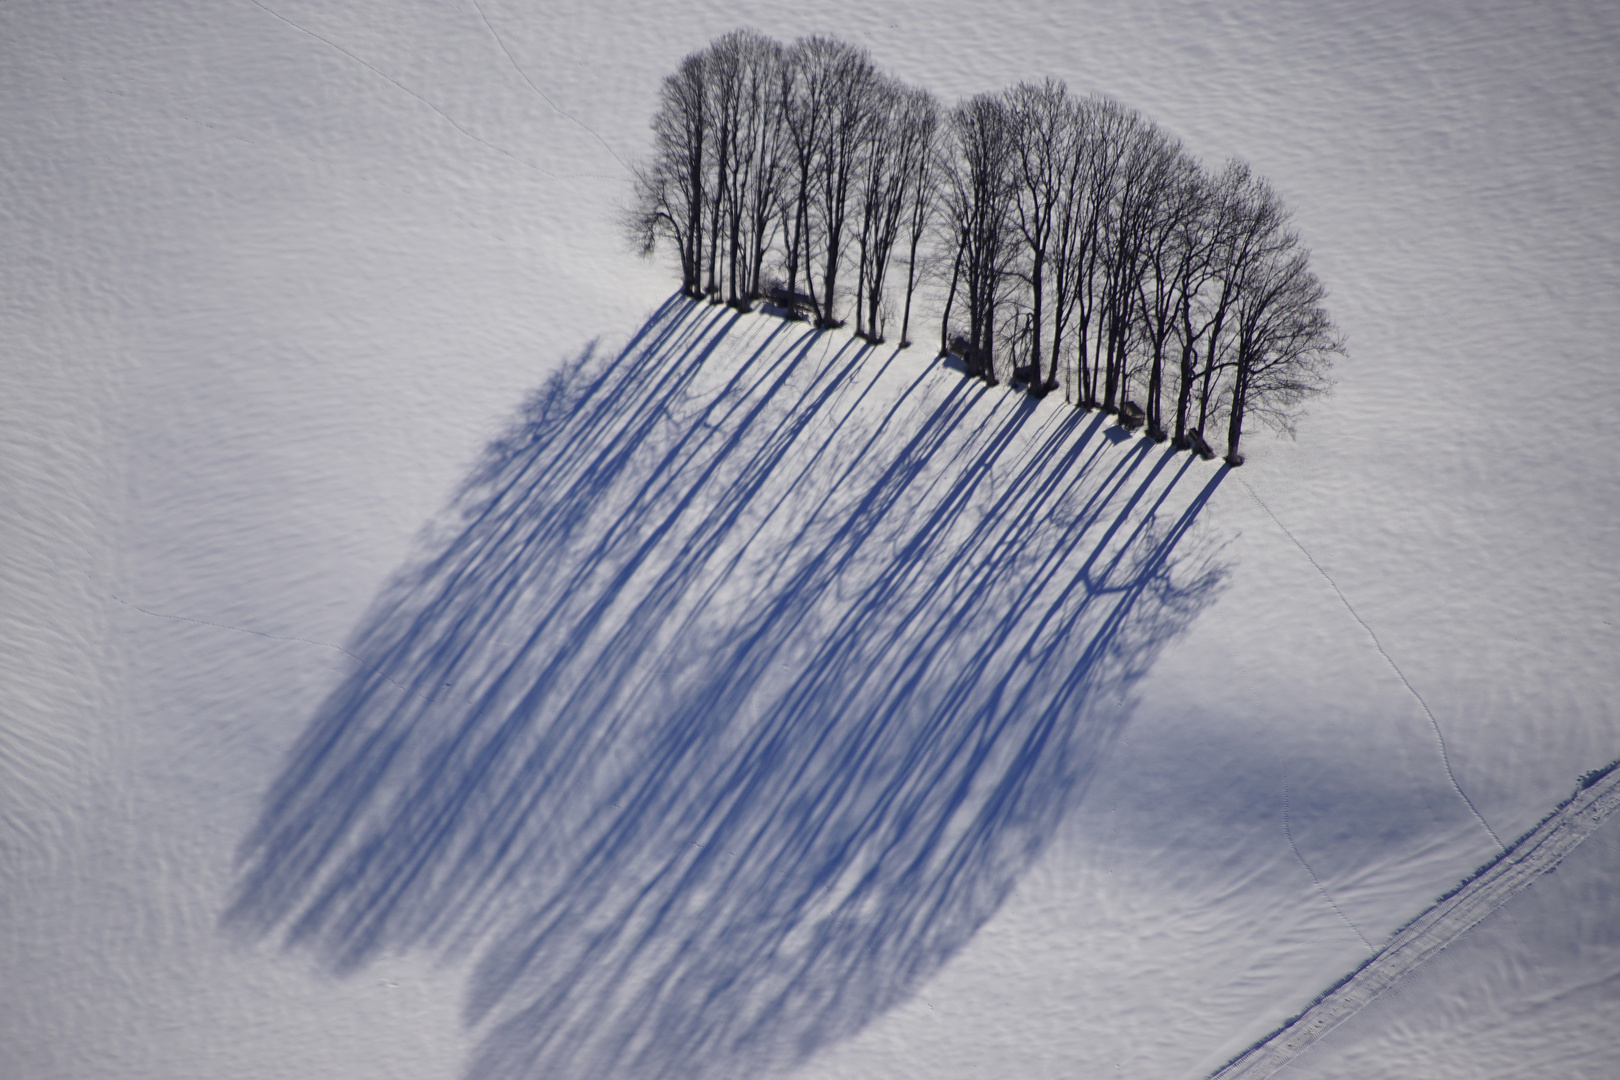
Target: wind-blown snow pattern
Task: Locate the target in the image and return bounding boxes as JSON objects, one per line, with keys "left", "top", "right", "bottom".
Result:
{"left": 4, "top": 1, "right": 1619, "bottom": 1079}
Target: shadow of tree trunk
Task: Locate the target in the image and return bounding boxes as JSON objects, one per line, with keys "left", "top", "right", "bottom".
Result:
{"left": 226, "top": 295, "right": 1229, "bottom": 1080}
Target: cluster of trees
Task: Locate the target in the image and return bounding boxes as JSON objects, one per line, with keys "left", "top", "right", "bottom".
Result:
{"left": 629, "top": 30, "right": 1342, "bottom": 464}
{"left": 628, "top": 30, "right": 937, "bottom": 346}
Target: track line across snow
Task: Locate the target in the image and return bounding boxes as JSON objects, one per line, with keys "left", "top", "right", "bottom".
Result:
{"left": 1207, "top": 763, "right": 1620, "bottom": 1080}
{"left": 472, "top": 0, "right": 631, "bottom": 172}
{"left": 1270, "top": 723, "right": 1375, "bottom": 953}
{"left": 1239, "top": 479, "right": 1504, "bottom": 851}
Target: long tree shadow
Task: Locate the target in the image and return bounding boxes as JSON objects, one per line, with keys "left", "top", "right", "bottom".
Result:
{"left": 227, "top": 295, "right": 1231, "bottom": 1080}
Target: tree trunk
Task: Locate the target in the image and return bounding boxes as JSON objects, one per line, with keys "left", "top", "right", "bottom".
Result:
{"left": 940, "top": 245, "right": 963, "bottom": 355}
{"left": 1225, "top": 354, "right": 1248, "bottom": 464}
{"left": 1173, "top": 341, "right": 1194, "bottom": 447}
{"left": 1074, "top": 314, "right": 1092, "bottom": 405}
{"left": 1147, "top": 335, "right": 1164, "bottom": 439}
{"left": 1028, "top": 255, "right": 1044, "bottom": 390}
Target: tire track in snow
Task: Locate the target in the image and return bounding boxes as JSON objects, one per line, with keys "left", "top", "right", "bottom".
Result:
{"left": 247, "top": 0, "right": 556, "bottom": 178}
{"left": 1240, "top": 478, "right": 1503, "bottom": 851}
{"left": 472, "top": 0, "right": 631, "bottom": 172}
{"left": 1208, "top": 763, "right": 1620, "bottom": 1080}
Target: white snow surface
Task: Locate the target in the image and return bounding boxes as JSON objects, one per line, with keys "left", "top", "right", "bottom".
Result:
{"left": 2, "top": 1, "right": 1617, "bottom": 1078}
{"left": 1278, "top": 809, "right": 1620, "bottom": 1080}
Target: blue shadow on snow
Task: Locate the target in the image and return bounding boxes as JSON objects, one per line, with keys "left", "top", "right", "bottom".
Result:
{"left": 227, "top": 294, "right": 1230, "bottom": 1080}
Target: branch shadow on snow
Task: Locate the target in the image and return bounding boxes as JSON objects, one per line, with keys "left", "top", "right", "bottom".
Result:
{"left": 226, "top": 294, "right": 1231, "bottom": 1080}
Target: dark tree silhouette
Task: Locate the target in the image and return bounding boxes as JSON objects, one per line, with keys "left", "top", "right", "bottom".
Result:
{"left": 896, "top": 87, "right": 939, "bottom": 349}
{"left": 853, "top": 79, "right": 938, "bottom": 342}
{"left": 1005, "top": 79, "right": 1072, "bottom": 393}
{"left": 809, "top": 39, "right": 878, "bottom": 328}
{"left": 630, "top": 50, "right": 708, "bottom": 297}
{"left": 940, "top": 93, "right": 1018, "bottom": 383}
{"left": 1133, "top": 145, "right": 1202, "bottom": 440}
{"left": 714, "top": 31, "right": 787, "bottom": 306}
{"left": 1224, "top": 244, "right": 1341, "bottom": 463}
{"left": 628, "top": 29, "right": 1340, "bottom": 461}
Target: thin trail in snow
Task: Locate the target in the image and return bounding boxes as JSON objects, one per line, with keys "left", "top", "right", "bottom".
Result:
{"left": 1266, "top": 716, "right": 1375, "bottom": 952}
{"left": 247, "top": 0, "right": 556, "bottom": 178}
{"left": 472, "top": 0, "right": 631, "bottom": 172}
{"left": 1247, "top": 662, "right": 1373, "bottom": 952}
{"left": 107, "top": 592, "right": 436, "bottom": 705}
{"left": 1239, "top": 478, "right": 1504, "bottom": 851}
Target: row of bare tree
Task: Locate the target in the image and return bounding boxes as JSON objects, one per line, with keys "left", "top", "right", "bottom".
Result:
{"left": 628, "top": 31, "right": 936, "bottom": 342}
{"left": 628, "top": 30, "right": 1341, "bottom": 464}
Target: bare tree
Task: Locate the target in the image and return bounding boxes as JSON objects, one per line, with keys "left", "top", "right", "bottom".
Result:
{"left": 1095, "top": 104, "right": 1173, "bottom": 414}
{"left": 630, "top": 30, "right": 1341, "bottom": 463}
{"left": 709, "top": 31, "right": 786, "bottom": 306}
{"left": 1037, "top": 93, "right": 1088, "bottom": 393}
{"left": 740, "top": 37, "right": 791, "bottom": 302}
{"left": 1005, "top": 79, "right": 1073, "bottom": 392}
{"left": 1223, "top": 244, "right": 1340, "bottom": 463}
{"left": 629, "top": 49, "right": 709, "bottom": 296}
{"left": 701, "top": 39, "right": 743, "bottom": 300}
{"left": 1132, "top": 145, "right": 1202, "bottom": 439}
{"left": 1187, "top": 163, "right": 1290, "bottom": 444}
{"left": 850, "top": 80, "right": 941, "bottom": 343}
{"left": 1167, "top": 165, "right": 1223, "bottom": 449}
{"left": 811, "top": 40, "right": 878, "bottom": 327}
{"left": 1067, "top": 97, "right": 1120, "bottom": 406}
{"left": 896, "top": 88, "right": 940, "bottom": 348}
{"left": 853, "top": 77, "right": 901, "bottom": 340}
{"left": 780, "top": 38, "right": 830, "bottom": 317}
{"left": 941, "top": 92, "right": 1017, "bottom": 382}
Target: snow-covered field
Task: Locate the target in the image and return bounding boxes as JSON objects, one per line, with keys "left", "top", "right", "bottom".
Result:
{"left": 3, "top": 2, "right": 1616, "bottom": 1078}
